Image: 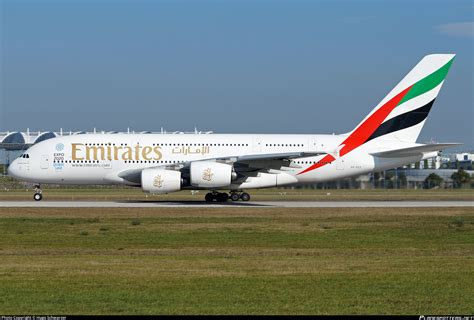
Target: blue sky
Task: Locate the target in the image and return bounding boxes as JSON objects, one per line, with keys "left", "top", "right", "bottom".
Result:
{"left": 1, "top": 0, "right": 473, "bottom": 150}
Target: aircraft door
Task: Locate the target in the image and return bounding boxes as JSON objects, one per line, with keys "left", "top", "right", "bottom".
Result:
{"left": 40, "top": 155, "right": 49, "bottom": 169}
{"left": 103, "top": 159, "right": 112, "bottom": 170}
{"left": 307, "top": 138, "right": 318, "bottom": 152}
{"left": 102, "top": 143, "right": 113, "bottom": 170}
{"left": 336, "top": 158, "right": 345, "bottom": 170}
{"left": 335, "top": 147, "right": 345, "bottom": 170}
{"left": 252, "top": 136, "right": 262, "bottom": 152}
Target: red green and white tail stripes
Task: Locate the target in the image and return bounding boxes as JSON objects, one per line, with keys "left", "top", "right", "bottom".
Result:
{"left": 298, "top": 54, "right": 455, "bottom": 175}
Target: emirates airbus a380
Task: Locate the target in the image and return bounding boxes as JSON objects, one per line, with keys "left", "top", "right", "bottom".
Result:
{"left": 9, "top": 54, "right": 460, "bottom": 202}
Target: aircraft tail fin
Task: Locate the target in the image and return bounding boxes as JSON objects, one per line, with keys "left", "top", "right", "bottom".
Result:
{"left": 339, "top": 54, "right": 455, "bottom": 157}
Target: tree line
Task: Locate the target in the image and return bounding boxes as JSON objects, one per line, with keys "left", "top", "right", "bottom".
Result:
{"left": 424, "top": 168, "right": 472, "bottom": 189}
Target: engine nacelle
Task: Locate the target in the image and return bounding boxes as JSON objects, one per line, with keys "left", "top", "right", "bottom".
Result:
{"left": 190, "top": 161, "right": 232, "bottom": 188}
{"left": 141, "top": 168, "right": 181, "bottom": 194}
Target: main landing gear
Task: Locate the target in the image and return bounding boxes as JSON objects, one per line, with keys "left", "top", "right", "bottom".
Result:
{"left": 205, "top": 191, "right": 250, "bottom": 202}
{"left": 33, "top": 184, "right": 43, "bottom": 201}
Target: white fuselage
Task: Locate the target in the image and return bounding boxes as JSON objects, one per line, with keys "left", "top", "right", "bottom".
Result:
{"left": 8, "top": 133, "right": 425, "bottom": 190}
{"left": 6, "top": 54, "right": 457, "bottom": 197}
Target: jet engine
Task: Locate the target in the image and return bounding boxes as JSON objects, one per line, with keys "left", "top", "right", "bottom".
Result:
{"left": 141, "top": 168, "right": 182, "bottom": 194}
{"left": 190, "top": 161, "right": 233, "bottom": 188}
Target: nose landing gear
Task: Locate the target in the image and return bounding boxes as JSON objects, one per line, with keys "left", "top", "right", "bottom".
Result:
{"left": 33, "top": 184, "right": 43, "bottom": 201}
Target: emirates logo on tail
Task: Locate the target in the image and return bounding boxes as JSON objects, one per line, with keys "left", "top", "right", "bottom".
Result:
{"left": 202, "top": 168, "right": 214, "bottom": 182}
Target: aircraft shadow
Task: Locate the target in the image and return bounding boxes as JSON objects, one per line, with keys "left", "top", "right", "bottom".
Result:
{"left": 116, "top": 200, "right": 271, "bottom": 207}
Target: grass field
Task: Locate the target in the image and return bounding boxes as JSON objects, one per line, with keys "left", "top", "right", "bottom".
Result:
{"left": 0, "top": 187, "right": 473, "bottom": 202}
{"left": 0, "top": 206, "right": 472, "bottom": 314}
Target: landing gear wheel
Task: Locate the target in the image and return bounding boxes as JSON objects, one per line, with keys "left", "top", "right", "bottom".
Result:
{"left": 230, "top": 193, "right": 240, "bottom": 201}
{"left": 33, "top": 184, "right": 43, "bottom": 201}
{"left": 216, "top": 193, "right": 229, "bottom": 202}
{"left": 205, "top": 193, "right": 214, "bottom": 202}
{"left": 240, "top": 192, "right": 250, "bottom": 201}
{"left": 34, "top": 193, "right": 43, "bottom": 201}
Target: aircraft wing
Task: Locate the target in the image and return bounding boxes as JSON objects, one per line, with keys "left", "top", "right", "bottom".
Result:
{"left": 115, "top": 151, "right": 327, "bottom": 184}
{"left": 370, "top": 143, "right": 461, "bottom": 158}
{"left": 217, "top": 151, "right": 326, "bottom": 162}
{"left": 216, "top": 151, "right": 327, "bottom": 172}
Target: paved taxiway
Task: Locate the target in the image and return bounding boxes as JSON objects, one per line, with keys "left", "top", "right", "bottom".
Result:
{"left": 0, "top": 201, "right": 472, "bottom": 208}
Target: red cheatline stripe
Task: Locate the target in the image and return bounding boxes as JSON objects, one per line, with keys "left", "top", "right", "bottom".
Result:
{"left": 298, "top": 154, "right": 336, "bottom": 175}
{"left": 298, "top": 84, "right": 412, "bottom": 175}
{"left": 339, "top": 85, "right": 412, "bottom": 157}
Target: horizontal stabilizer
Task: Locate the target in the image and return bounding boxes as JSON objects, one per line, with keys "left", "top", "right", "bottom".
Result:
{"left": 370, "top": 143, "right": 461, "bottom": 158}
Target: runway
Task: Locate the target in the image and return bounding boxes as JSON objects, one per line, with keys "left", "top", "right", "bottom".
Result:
{"left": 0, "top": 200, "right": 472, "bottom": 208}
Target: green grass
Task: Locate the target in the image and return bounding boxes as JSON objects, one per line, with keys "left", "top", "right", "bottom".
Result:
{"left": 0, "top": 207, "right": 473, "bottom": 314}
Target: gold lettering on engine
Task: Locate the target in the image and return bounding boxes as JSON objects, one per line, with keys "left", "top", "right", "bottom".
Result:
{"left": 202, "top": 168, "right": 213, "bottom": 182}
{"left": 153, "top": 175, "right": 164, "bottom": 188}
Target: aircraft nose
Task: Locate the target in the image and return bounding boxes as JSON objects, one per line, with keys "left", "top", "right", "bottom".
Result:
{"left": 8, "top": 159, "right": 21, "bottom": 178}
